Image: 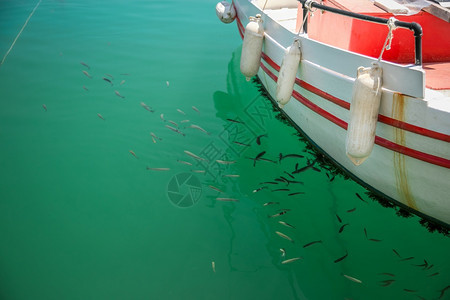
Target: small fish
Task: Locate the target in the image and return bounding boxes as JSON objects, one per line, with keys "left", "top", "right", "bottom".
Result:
{"left": 184, "top": 150, "right": 205, "bottom": 161}
{"left": 279, "top": 153, "right": 305, "bottom": 161}
{"left": 280, "top": 248, "right": 286, "bottom": 257}
{"left": 253, "top": 186, "right": 268, "bottom": 193}
{"left": 146, "top": 167, "right": 170, "bottom": 171}
{"left": 102, "top": 77, "right": 113, "bottom": 85}
{"left": 82, "top": 85, "right": 89, "bottom": 91}
{"left": 413, "top": 260, "right": 429, "bottom": 269}
{"left": 347, "top": 207, "right": 356, "bottom": 213}
{"left": 222, "top": 174, "right": 240, "bottom": 178}
{"left": 403, "top": 289, "right": 417, "bottom": 293}
{"left": 208, "top": 185, "right": 223, "bottom": 193}
{"left": 192, "top": 170, "right": 205, "bottom": 173}
{"left": 166, "top": 125, "right": 185, "bottom": 136}
{"left": 281, "top": 257, "right": 302, "bottom": 264}
{"left": 192, "top": 106, "right": 199, "bottom": 113}
{"left": 256, "top": 134, "right": 267, "bottom": 145}
{"left": 339, "top": 223, "right": 349, "bottom": 233}
{"left": 140, "top": 102, "right": 154, "bottom": 112}
{"left": 378, "top": 273, "right": 395, "bottom": 277}
{"left": 400, "top": 257, "right": 414, "bottom": 261}
{"left": 364, "top": 228, "right": 368, "bottom": 239}
{"left": 336, "top": 214, "right": 342, "bottom": 223}
{"left": 180, "top": 120, "right": 190, "bottom": 123}
{"left": 151, "top": 137, "right": 157, "bottom": 143}
{"left": 268, "top": 211, "right": 287, "bottom": 218}
{"left": 80, "top": 61, "right": 90, "bottom": 69}
{"left": 120, "top": 80, "right": 125, "bottom": 85}
{"left": 105, "top": 73, "right": 114, "bottom": 79}
{"left": 160, "top": 113, "right": 165, "bottom": 122}
{"left": 177, "top": 160, "right": 192, "bottom": 166}
{"left": 278, "top": 221, "right": 295, "bottom": 229}
{"left": 42, "top": 104, "right": 47, "bottom": 112}
{"left": 150, "top": 132, "right": 162, "bottom": 141}
{"left": 233, "top": 141, "right": 250, "bottom": 147}
{"left": 428, "top": 272, "right": 439, "bottom": 277}
{"left": 343, "top": 274, "right": 362, "bottom": 284}
{"left": 263, "top": 201, "right": 279, "bottom": 206}
{"left": 393, "top": 249, "right": 401, "bottom": 258}
{"left": 129, "top": 150, "right": 138, "bottom": 158}
{"left": 166, "top": 81, "right": 169, "bottom": 87}
{"left": 276, "top": 176, "right": 289, "bottom": 184}
{"left": 189, "top": 124, "right": 210, "bottom": 135}
{"left": 275, "top": 231, "right": 293, "bottom": 242}
{"left": 168, "top": 120, "right": 178, "bottom": 128}
{"left": 286, "top": 179, "right": 304, "bottom": 185}
{"left": 356, "top": 192, "right": 367, "bottom": 203}
{"left": 303, "top": 240, "right": 322, "bottom": 248}
{"left": 379, "top": 279, "right": 396, "bottom": 287}
{"left": 369, "top": 238, "right": 382, "bottom": 242}
{"left": 216, "top": 197, "right": 239, "bottom": 202}
{"left": 259, "top": 181, "right": 278, "bottom": 185}
{"left": 272, "top": 188, "right": 290, "bottom": 192}
{"left": 97, "top": 113, "right": 104, "bottom": 120}
{"left": 226, "top": 118, "right": 243, "bottom": 124}
{"left": 255, "top": 151, "right": 266, "bottom": 160}
{"left": 288, "top": 192, "right": 304, "bottom": 196}
{"left": 82, "top": 70, "right": 92, "bottom": 78}
{"left": 177, "top": 108, "right": 186, "bottom": 115}
{"left": 115, "top": 90, "right": 125, "bottom": 98}
{"left": 211, "top": 261, "right": 215, "bottom": 273}
{"left": 216, "top": 160, "right": 236, "bottom": 165}
{"left": 334, "top": 251, "right": 348, "bottom": 263}
{"left": 259, "top": 158, "right": 277, "bottom": 164}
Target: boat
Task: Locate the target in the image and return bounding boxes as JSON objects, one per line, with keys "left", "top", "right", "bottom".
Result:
{"left": 216, "top": 0, "right": 450, "bottom": 227}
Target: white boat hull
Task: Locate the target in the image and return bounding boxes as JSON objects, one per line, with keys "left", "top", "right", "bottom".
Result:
{"left": 232, "top": 0, "right": 450, "bottom": 225}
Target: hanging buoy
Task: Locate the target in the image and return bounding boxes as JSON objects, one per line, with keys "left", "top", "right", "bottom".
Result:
{"left": 276, "top": 40, "right": 301, "bottom": 108}
{"left": 215, "top": 1, "right": 236, "bottom": 24}
{"left": 346, "top": 63, "right": 383, "bottom": 166}
{"left": 240, "top": 14, "right": 264, "bottom": 81}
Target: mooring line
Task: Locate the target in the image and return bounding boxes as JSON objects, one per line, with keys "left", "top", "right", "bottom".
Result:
{"left": 0, "top": 0, "right": 42, "bottom": 67}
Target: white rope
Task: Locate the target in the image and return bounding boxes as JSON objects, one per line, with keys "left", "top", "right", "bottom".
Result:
{"left": 297, "top": 0, "right": 316, "bottom": 35}
{"left": 377, "top": 17, "right": 397, "bottom": 62}
{"left": 296, "top": 8, "right": 309, "bottom": 36}
{"left": 0, "top": 0, "right": 42, "bottom": 67}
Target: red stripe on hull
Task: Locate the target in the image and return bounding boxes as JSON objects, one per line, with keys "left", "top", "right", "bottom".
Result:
{"left": 260, "top": 51, "right": 450, "bottom": 143}
{"left": 259, "top": 59, "right": 450, "bottom": 169}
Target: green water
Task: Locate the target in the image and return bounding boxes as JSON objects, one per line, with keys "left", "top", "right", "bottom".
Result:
{"left": 0, "top": 1, "right": 449, "bottom": 299}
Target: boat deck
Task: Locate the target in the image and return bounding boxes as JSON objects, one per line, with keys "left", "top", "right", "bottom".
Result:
{"left": 265, "top": 7, "right": 298, "bottom": 32}
{"left": 423, "top": 62, "right": 450, "bottom": 91}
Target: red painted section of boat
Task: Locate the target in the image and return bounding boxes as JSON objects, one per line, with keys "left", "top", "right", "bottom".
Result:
{"left": 305, "top": 0, "right": 450, "bottom": 64}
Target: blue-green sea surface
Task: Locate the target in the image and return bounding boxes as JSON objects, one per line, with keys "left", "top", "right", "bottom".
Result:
{"left": 0, "top": 1, "right": 449, "bottom": 299}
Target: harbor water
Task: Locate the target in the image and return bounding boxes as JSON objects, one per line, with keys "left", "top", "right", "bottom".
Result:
{"left": 0, "top": 0, "right": 449, "bottom": 299}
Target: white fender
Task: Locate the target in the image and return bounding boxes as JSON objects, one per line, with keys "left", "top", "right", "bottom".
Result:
{"left": 215, "top": 1, "right": 236, "bottom": 24}
{"left": 346, "top": 63, "right": 383, "bottom": 166}
{"left": 240, "top": 15, "right": 264, "bottom": 81}
{"left": 276, "top": 40, "right": 301, "bottom": 108}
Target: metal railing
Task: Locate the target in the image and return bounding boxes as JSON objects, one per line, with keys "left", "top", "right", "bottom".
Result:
{"left": 298, "top": 0, "right": 423, "bottom": 65}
